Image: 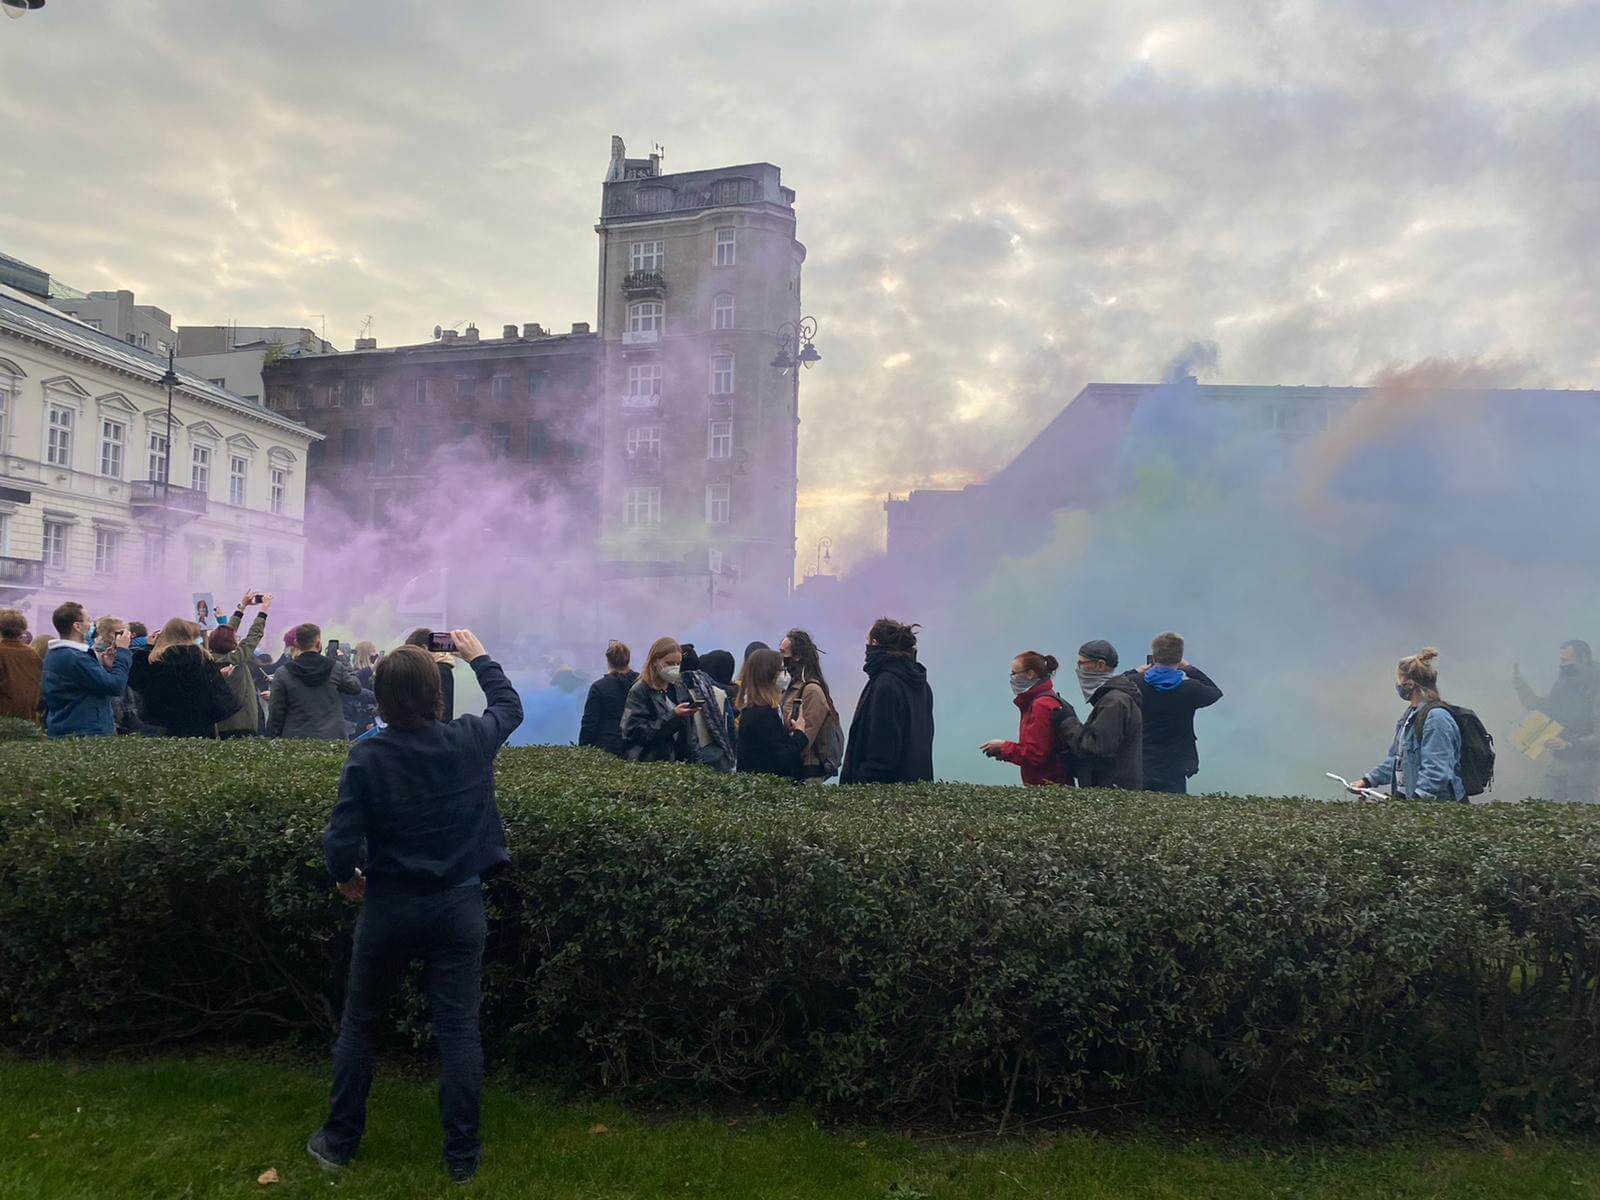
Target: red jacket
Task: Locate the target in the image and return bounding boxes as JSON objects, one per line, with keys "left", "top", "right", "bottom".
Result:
{"left": 996, "top": 681, "right": 1071, "bottom": 786}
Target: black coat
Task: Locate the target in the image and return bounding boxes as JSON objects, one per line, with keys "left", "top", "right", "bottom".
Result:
{"left": 580, "top": 671, "right": 638, "bottom": 756}
{"left": 129, "top": 644, "right": 241, "bottom": 738}
{"left": 839, "top": 649, "right": 935, "bottom": 784}
{"left": 736, "top": 703, "right": 808, "bottom": 780}
{"left": 620, "top": 677, "right": 692, "bottom": 762}
{"left": 1130, "top": 666, "right": 1222, "bottom": 783}
{"left": 1057, "top": 674, "right": 1143, "bottom": 790}
{"left": 437, "top": 659, "right": 456, "bottom": 721}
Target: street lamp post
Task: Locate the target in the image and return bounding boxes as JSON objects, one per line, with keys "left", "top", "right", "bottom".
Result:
{"left": 813, "top": 536, "right": 832, "bottom": 579}
{"left": 158, "top": 347, "right": 180, "bottom": 578}
{"left": 771, "top": 316, "right": 820, "bottom": 594}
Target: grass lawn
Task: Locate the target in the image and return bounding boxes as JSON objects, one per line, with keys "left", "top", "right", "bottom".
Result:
{"left": 3, "top": 1056, "right": 1599, "bottom": 1199}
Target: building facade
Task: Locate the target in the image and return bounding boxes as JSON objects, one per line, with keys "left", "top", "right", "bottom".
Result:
{"left": 51, "top": 289, "right": 177, "bottom": 358}
{"left": 0, "top": 283, "right": 319, "bottom": 626}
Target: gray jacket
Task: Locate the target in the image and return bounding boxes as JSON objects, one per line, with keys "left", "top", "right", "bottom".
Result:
{"left": 267, "top": 650, "right": 360, "bottom": 739}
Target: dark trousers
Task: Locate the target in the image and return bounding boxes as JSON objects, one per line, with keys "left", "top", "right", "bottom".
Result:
{"left": 1144, "top": 768, "right": 1188, "bottom": 795}
{"left": 318, "top": 884, "right": 487, "bottom": 1168}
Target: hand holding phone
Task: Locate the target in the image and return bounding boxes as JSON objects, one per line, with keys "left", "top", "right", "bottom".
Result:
{"left": 428, "top": 631, "right": 456, "bottom": 654}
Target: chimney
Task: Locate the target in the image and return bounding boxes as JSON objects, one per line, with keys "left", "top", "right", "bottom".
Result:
{"left": 463, "top": 323, "right": 479, "bottom": 343}
{"left": 502, "top": 324, "right": 519, "bottom": 340}
{"left": 570, "top": 321, "right": 591, "bottom": 335}
{"left": 354, "top": 337, "right": 377, "bottom": 351}
{"left": 441, "top": 329, "right": 458, "bottom": 343}
{"left": 523, "top": 323, "right": 544, "bottom": 338}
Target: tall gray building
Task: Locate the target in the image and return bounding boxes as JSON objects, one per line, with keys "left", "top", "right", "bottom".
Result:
{"left": 51, "top": 290, "right": 176, "bottom": 357}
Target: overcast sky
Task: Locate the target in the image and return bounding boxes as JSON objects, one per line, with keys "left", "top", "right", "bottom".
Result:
{"left": 3, "top": 0, "right": 1596, "bottom": 569}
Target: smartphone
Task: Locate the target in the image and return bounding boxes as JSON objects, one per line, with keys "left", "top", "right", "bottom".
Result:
{"left": 684, "top": 699, "right": 704, "bottom": 712}
{"left": 789, "top": 699, "right": 803, "bottom": 721}
{"left": 248, "top": 593, "right": 266, "bottom": 605}
{"left": 1146, "top": 654, "right": 1154, "bottom": 665}
{"left": 328, "top": 639, "right": 341, "bottom": 654}
{"left": 428, "top": 631, "right": 456, "bottom": 653}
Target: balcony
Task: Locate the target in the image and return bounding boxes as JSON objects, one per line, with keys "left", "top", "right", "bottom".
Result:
{"left": 620, "top": 391, "right": 662, "bottom": 409}
{"left": 622, "top": 328, "right": 660, "bottom": 346}
{"left": 0, "top": 555, "right": 44, "bottom": 592}
{"left": 129, "top": 479, "right": 209, "bottom": 519}
{"left": 622, "top": 270, "right": 665, "bottom": 298}
{"left": 623, "top": 449, "right": 662, "bottom": 478}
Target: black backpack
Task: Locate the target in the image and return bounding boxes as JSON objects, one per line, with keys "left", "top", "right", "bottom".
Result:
{"left": 1411, "top": 701, "right": 1495, "bottom": 797}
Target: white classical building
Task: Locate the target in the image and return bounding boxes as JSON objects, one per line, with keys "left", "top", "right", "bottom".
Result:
{"left": 0, "top": 282, "right": 320, "bottom": 627}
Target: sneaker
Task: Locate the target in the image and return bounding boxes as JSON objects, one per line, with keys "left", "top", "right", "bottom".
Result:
{"left": 306, "top": 1131, "right": 351, "bottom": 1172}
{"left": 447, "top": 1158, "right": 479, "bottom": 1184}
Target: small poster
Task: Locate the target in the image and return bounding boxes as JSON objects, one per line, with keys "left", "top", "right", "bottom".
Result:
{"left": 192, "top": 592, "right": 217, "bottom": 628}
{"left": 1512, "top": 711, "right": 1565, "bottom": 761}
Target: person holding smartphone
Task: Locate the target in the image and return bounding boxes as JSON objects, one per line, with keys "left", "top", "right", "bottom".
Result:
{"left": 404, "top": 628, "right": 457, "bottom": 720}
{"left": 620, "top": 637, "right": 696, "bottom": 762}
{"left": 734, "top": 649, "right": 809, "bottom": 781}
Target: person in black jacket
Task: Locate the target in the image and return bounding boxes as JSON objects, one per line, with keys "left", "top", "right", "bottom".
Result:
{"left": 310, "top": 630, "right": 523, "bottom": 1184}
{"left": 128, "top": 617, "right": 241, "bottom": 738}
{"left": 620, "top": 637, "right": 696, "bottom": 762}
{"left": 579, "top": 640, "right": 638, "bottom": 756}
{"left": 839, "top": 618, "right": 935, "bottom": 784}
{"left": 405, "top": 629, "right": 457, "bottom": 720}
{"left": 735, "top": 648, "right": 808, "bottom": 780}
{"left": 1128, "top": 632, "right": 1222, "bottom": 794}
{"left": 1057, "top": 639, "right": 1143, "bottom": 790}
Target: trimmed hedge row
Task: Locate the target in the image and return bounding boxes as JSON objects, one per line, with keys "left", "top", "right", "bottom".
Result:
{"left": 2, "top": 741, "right": 1598, "bottom": 1129}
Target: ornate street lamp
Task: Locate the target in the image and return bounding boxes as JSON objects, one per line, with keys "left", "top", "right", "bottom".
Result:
{"left": 771, "top": 317, "right": 820, "bottom": 594}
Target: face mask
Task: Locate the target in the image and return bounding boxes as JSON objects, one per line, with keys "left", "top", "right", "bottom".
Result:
{"left": 1009, "top": 672, "right": 1035, "bottom": 696}
{"left": 776, "top": 671, "right": 792, "bottom": 692}
{"left": 661, "top": 665, "right": 682, "bottom": 685}
{"left": 1396, "top": 682, "right": 1413, "bottom": 701}
{"left": 1076, "top": 667, "right": 1113, "bottom": 703}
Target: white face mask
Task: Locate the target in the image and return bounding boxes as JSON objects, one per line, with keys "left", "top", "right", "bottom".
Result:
{"left": 1009, "top": 672, "right": 1035, "bottom": 696}
{"left": 661, "top": 664, "right": 682, "bottom": 685}
{"left": 776, "top": 671, "right": 792, "bottom": 692}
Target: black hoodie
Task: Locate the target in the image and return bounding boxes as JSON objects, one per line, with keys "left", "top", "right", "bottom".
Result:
{"left": 267, "top": 649, "right": 361, "bottom": 740}
{"left": 839, "top": 647, "right": 935, "bottom": 784}
{"left": 1056, "top": 674, "right": 1143, "bottom": 790}
{"left": 129, "top": 643, "right": 240, "bottom": 738}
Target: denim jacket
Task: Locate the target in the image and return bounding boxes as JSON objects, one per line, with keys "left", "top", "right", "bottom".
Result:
{"left": 1367, "top": 705, "right": 1465, "bottom": 801}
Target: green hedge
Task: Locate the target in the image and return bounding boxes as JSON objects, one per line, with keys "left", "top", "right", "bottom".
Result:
{"left": 2, "top": 742, "right": 1598, "bottom": 1130}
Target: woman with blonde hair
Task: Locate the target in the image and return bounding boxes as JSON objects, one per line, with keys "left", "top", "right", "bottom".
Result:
{"left": 1348, "top": 647, "right": 1465, "bottom": 802}
{"left": 619, "top": 636, "right": 696, "bottom": 762}
{"left": 129, "top": 617, "right": 240, "bottom": 737}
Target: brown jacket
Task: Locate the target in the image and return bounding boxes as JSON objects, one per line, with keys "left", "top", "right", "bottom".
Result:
{"left": 0, "top": 638, "right": 44, "bottom": 721}
{"left": 780, "top": 677, "right": 834, "bottom": 772}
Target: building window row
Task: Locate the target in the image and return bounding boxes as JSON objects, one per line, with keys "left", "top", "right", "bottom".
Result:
{"left": 622, "top": 484, "right": 733, "bottom": 526}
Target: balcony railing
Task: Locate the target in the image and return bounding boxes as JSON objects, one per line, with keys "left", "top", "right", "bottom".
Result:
{"left": 129, "top": 479, "right": 210, "bottom": 517}
{"left": 620, "top": 391, "right": 662, "bottom": 408}
{"left": 624, "top": 449, "right": 662, "bottom": 477}
{"left": 0, "top": 555, "right": 45, "bottom": 591}
{"left": 622, "top": 328, "right": 660, "bottom": 346}
{"left": 622, "top": 270, "right": 665, "bottom": 297}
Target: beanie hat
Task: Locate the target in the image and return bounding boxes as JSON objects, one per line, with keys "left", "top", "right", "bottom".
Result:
{"left": 1078, "top": 639, "right": 1119, "bottom": 669}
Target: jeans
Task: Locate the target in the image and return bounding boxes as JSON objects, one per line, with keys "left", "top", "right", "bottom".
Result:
{"left": 1143, "top": 769, "right": 1188, "bottom": 795}
{"left": 318, "top": 884, "right": 487, "bottom": 1168}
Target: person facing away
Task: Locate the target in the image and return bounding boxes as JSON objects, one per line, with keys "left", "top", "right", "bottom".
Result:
{"left": 341, "top": 640, "right": 380, "bottom": 738}
{"left": 839, "top": 618, "right": 935, "bottom": 785}
{"left": 780, "top": 629, "right": 842, "bottom": 783}
{"left": 1350, "top": 647, "right": 1465, "bottom": 802}
{"left": 0, "top": 606, "right": 43, "bottom": 723}
{"left": 40, "top": 601, "right": 132, "bottom": 738}
{"left": 128, "top": 617, "right": 240, "bottom": 738}
{"left": 310, "top": 630, "right": 523, "bottom": 1184}
{"left": 735, "top": 648, "right": 809, "bottom": 780}
{"left": 1127, "top": 631, "right": 1223, "bottom": 794}
{"left": 980, "top": 651, "right": 1071, "bottom": 786}
{"left": 732, "top": 640, "right": 771, "bottom": 713}
{"left": 1513, "top": 639, "right": 1600, "bottom": 802}
{"left": 1055, "top": 639, "right": 1144, "bottom": 790}
{"left": 268, "top": 622, "right": 362, "bottom": 740}
{"left": 578, "top": 640, "right": 638, "bottom": 757}
{"left": 679, "top": 643, "right": 736, "bottom": 772}
{"left": 620, "top": 637, "right": 697, "bottom": 762}
{"left": 206, "top": 592, "right": 272, "bottom": 739}
{"left": 404, "top": 628, "right": 457, "bottom": 721}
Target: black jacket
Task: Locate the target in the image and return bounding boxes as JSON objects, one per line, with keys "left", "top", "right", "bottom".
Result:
{"left": 736, "top": 703, "right": 808, "bottom": 780}
{"left": 1057, "top": 674, "right": 1144, "bottom": 789}
{"left": 620, "top": 677, "right": 692, "bottom": 762}
{"left": 129, "top": 645, "right": 240, "bottom": 738}
{"left": 1130, "top": 665, "right": 1222, "bottom": 782}
{"left": 580, "top": 671, "right": 638, "bottom": 756}
{"left": 839, "top": 649, "right": 935, "bottom": 784}
{"left": 267, "top": 650, "right": 361, "bottom": 739}
{"left": 437, "top": 659, "right": 456, "bottom": 721}
{"left": 1516, "top": 662, "right": 1600, "bottom": 764}
{"left": 324, "top": 655, "right": 524, "bottom": 897}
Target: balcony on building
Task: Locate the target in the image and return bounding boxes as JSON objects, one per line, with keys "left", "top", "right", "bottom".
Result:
{"left": 621, "top": 390, "right": 662, "bottom": 409}
{"left": 622, "top": 270, "right": 665, "bottom": 299}
{"left": 0, "top": 555, "right": 45, "bottom": 594}
{"left": 129, "top": 479, "right": 210, "bottom": 519}
{"left": 621, "top": 328, "right": 660, "bottom": 346}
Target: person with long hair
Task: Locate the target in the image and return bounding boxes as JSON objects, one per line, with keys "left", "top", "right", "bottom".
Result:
{"left": 130, "top": 617, "right": 241, "bottom": 738}
{"left": 779, "top": 628, "right": 841, "bottom": 782}
{"left": 980, "top": 650, "right": 1070, "bottom": 786}
{"left": 1349, "top": 647, "right": 1465, "bottom": 802}
{"left": 211, "top": 592, "right": 272, "bottom": 739}
{"left": 735, "top": 648, "right": 808, "bottom": 780}
{"left": 619, "top": 636, "right": 696, "bottom": 762}
{"left": 839, "top": 618, "right": 935, "bottom": 785}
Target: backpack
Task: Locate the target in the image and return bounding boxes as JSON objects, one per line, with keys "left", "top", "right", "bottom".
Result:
{"left": 805, "top": 682, "right": 846, "bottom": 778}
{"left": 1412, "top": 700, "right": 1495, "bottom": 797}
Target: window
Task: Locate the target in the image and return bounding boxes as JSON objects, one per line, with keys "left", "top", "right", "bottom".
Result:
{"left": 94, "top": 528, "right": 120, "bottom": 575}
{"left": 190, "top": 443, "right": 211, "bottom": 493}
{"left": 456, "top": 378, "right": 475, "bottom": 402}
{"left": 0, "top": 377, "right": 8, "bottom": 451}
{"left": 414, "top": 378, "right": 428, "bottom": 405}
{"left": 0, "top": 512, "right": 7, "bottom": 556}
{"left": 373, "top": 427, "right": 395, "bottom": 471}
{"left": 708, "top": 420, "right": 732, "bottom": 460}
{"left": 526, "top": 370, "right": 543, "bottom": 397}
{"left": 627, "top": 301, "right": 663, "bottom": 336}
{"left": 269, "top": 467, "right": 286, "bottom": 515}
{"left": 491, "top": 376, "right": 511, "bottom": 401}
{"left": 710, "top": 354, "right": 734, "bottom": 395}
{"left": 527, "top": 420, "right": 548, "bottom": 460}
{"left": 630, "top": 240, "right": 665, "bottom": 272}
{"left": 712, "top": 177, "right": 755, "bottom": 205}
{"left": 327, "top": 383, "right": 341, "bottom": 408}
{"left": 187, "top": 544, "right": 206, "bottom": 583}
{"left": 359, "top": 379, "right": 376, "bottom": 406}
{"left": 147, "top": 431, "right": 169, "bottom": 482}
{"left": 489, "top": 422, "right": 511, "bottom": 459}
{"left": 708, "top": 548, "right": 723, "bottom": 576}
{"left": 143, "top": 537, "right": 163, "bottom": 575}
{"left": 224, "top": 543, "right": 247, "bottom": 585}
{"left": 635, "top": 187, "right": 672, "bottom": 214}
{"left": 99, "top": 420, "right": 125, "bottom": 478}
{"left": 308, "top": 438, "right": 326, "bottom": 465}
{"left": 157, "top": 340, "right": 170, "bottom": 357}
{"left": 46, "top": 404, "right": 74, "bottom": 467}
{"left": 712, "top": 293, "right": 734, "bottom": 330}
{"left": 706, "top": 482, "right": 731, "bottom": 524}
{"left": 625, "top": 426, "right": 661, "bottom": 458}
{"left": 42, "top": 520, "right": 67, "bottom": 570}
{"left": 208, "top": 377, "right": 227, "bottom": 388}
{"left": 341, "top": 379, "right": 359, "bottom": 407}
{"left": 295, "top": 385, "right": 310, "bottom": 410}
{"left": 137, "top": 332, "right": 150, "bottom": 349}
{"left": 624, "top": 486, "right": 661, "bottom": 525}
{"left": 341, "top": 428, "right": 360, "bottom": 464}
{"left": 407, "top": 426, "right": 430, "bottom": 463}
{"left": 626, "top": 363, "right": 663, "bottom": 404}
{"left": 228, "top": 455, "right": 248, "bottom": 505}
{"left": 714, "top": 227, "right": 736, "bottom": 266}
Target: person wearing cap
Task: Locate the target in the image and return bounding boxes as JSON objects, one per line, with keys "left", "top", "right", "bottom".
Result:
{"left": 1055, "top": 639, "right": 1144, "bottom": 790}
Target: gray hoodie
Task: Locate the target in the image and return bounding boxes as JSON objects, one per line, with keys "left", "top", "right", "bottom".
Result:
{"left": 267, "top": 650, "right": 361, "bottom": 739}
